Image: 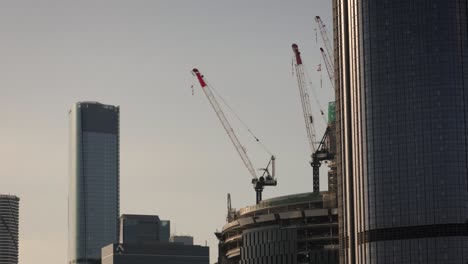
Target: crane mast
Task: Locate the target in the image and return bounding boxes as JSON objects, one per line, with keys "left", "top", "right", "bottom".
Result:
{"left": 292, "top": 44, "right": 321, "bottom": 193}
{"left": 192, "top": 68, "right": 277, "bottom": 204}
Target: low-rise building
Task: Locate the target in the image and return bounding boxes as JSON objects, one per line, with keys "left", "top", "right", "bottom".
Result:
{"left": 170, "top": 235, "right": 194, "bottom": 245}
{"left": 101, "top": 242, "right": 209, "bottom": 264}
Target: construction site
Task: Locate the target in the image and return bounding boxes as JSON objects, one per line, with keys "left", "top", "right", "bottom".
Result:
{"left": 191, "top": 16, "right": 338, "bottom": 264}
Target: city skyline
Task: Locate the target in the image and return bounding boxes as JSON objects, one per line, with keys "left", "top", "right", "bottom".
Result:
{"left": 0, "top": 1, "right": 333, "bottom": 263}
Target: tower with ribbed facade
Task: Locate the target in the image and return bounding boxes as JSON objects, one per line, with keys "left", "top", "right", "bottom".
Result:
{"left": 333, "top": 0, "right": 468, "bottom": 263}
{"left": 0, "top": 195, "right": 20, "bottom": 264}
{"left": 68, "top": 102, "right": 120, "bottom": 264}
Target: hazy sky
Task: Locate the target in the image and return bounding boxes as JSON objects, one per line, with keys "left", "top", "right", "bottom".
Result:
{"left": 0, "top": 1, "right": 333, "bottom": 263}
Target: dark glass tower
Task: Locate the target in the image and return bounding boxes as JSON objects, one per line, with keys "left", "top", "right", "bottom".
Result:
{"left": 0, "top": 195, "right": 19, "bottom": 264}
{"left": 68, "top": 102, "right": 120, "bottom": 264}
{"left": 333, "top": 0, "right": 468, "bottom": 263}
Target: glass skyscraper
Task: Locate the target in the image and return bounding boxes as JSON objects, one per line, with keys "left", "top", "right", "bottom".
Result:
{"left": 0, "top": 194, "right": 19, "bottom": 264}
{"left": 334, "top": 0, "right": 468, "bottom": 263}
{"left": 68, "top": 102, "right": 120, "bottom": 264}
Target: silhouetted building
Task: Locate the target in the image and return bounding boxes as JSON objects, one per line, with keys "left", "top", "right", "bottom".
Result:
{"left": 101, "top": 242, "right": 209, "bottom": 264}
{"left": 120, "top": 214, "right": 160, "bottom": 244}
{"left": 333, "top": 0, "right": 468, "bottom": 263}
{"left": 159, "top": 220, "right": 170, "bottom": 242}
{"left": 68, "top": 102, "right": 120, "bottom": 264}
{"left": 170, "top": 235, "right": 193, "bottom": 245}
{"left": 216, "top": 192, "right": 338, "bottom": 264}
{"left": 0, "top": 195, "right": 19, "bottom": 264}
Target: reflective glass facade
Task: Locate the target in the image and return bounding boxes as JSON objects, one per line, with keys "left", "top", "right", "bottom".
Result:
{"left": 68, "top": 102, "right": 120, "bottom": 264}
{"left": 241, "top": 226, "right": 297, "bottom": 264}
{"left": 0, "top": 195, "right": 19, "bottom": 264}
{"left": 334, "top": 0, "right": 468, "bottom": 263}
{"left": 159, "top": 220, "right": 170, "bottom": 242}
{"left": 120, "top": 214, "right": 161, "bottom": 244}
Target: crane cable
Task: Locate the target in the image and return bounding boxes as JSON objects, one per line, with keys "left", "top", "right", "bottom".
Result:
{"left": 291, "top": 60, "right": 327, "bottom": 127}
{"left": 205, "top": 79, "right": 274, "bottom": 157}
{"left": 303, "top": 64, "right": 327, "bottom": 125}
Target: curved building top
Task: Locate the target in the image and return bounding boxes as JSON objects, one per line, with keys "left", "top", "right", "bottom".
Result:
{"left": 222, "top": 191, "right": 337, "bottom": 233}
{"left": 238, "top": 192, "right": 324, "bottom": 216}
{"left": 0, "top": 194, "right": 20, "bottom": 201}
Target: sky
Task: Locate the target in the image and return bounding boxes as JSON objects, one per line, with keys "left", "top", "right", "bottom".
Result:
{"left": 0, "top": 1, "right": 333, "bottom": 263}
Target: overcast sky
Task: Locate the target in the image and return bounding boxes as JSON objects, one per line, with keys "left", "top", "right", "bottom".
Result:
{"left": 0, "top": 1, "right": 333, "bottom": 263}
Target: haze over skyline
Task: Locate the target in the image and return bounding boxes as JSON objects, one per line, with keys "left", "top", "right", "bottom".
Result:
{"left": 0, "top": 1, "right": 333, "bottom": 263}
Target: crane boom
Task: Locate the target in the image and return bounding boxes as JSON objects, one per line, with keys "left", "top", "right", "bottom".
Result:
{"left": 192, "top": 68, "right": 277, "bottom": 204}
{"left": 315, "top": 16, "right": 333, "bottom": 63}
{"left": 292, "top": 44, "right": 317, "bottom": 154}
{"left": 192, "top": 69, "right": 257, "bottom": 179}
{"left": 315, "top": 16, "right": 335, "bottom": 89}
{"left": 320, "top": 48, "right": 335, "bottom": 89}
{"left": 292, "top": 44, "right": 323, "bottom": 193}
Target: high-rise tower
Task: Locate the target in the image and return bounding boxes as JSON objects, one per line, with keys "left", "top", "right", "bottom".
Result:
{"left": 0, "top": 195, "right": 19, "bottom": 264}
{"left": 68, "top": 102, "right": 120, "bottom": 264}
{"left": 333, "top": 0, "right": 468, "bottom": 263}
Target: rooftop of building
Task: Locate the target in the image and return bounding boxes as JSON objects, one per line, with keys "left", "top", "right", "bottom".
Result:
{"left": 0, "top": 194, "right": 20, "bottom": 201}
{"left": 236, "top": 191, "right": 335, "bottom": 217}
{"left": 102, "top": 242, "right": 209, "bottom": 256}
{"left": 76, "top": 101, "right": 119, "bottom": 109}
{"left": 120, "top": 214, "right": 161, "bottom": 220}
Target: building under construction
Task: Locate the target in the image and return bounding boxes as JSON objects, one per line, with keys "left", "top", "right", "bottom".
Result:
{"left": 215, "top": 192, "right": 338, "bottom": 264}
{"left": 214, "top": 108, "right": 338, "bottom": 264}
{"left": 192, "top": 31, "right": 338, "bottom": 264}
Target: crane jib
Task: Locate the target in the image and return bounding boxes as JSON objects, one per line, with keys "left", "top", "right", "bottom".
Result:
{"left": 192, "top": 68, "right": 207, "bottom": 88}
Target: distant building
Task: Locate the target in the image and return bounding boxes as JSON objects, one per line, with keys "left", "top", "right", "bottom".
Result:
{"left": 216, "top": 192, "right": 338, "bottom": 264}
{"left": 0, "top": 195, "right": 20, "bottom": 264}
{"left": 120, "top": 214, "right": 160, "bottom": 244}
{"left": 159, "top": 220, "right": 170, "bottom": 242}
{"left": 170, "top": 235, "right": 194, "bottom": 245}
{"left": 101, "top": 242, "right": 209, "bottom": 264}
{"left": 68, "top": 102, "right": 120, "bottom": 264}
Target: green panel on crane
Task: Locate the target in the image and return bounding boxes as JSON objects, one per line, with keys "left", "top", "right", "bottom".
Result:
{"left": 328, "top": 101, "right": 336, "bottom": 123}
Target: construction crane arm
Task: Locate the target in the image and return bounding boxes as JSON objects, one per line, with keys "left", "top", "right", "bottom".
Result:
{"left": 192, "top": 68, "right": 257, "bottom": 179}
{"left": 292, "top": 44, "right": 317, "bottom": 154}
{"left": 320, "top": 48, "right": 335, "bottom": 89}
{"left": 315, "top": 16, "right": 333, "bottom": 63}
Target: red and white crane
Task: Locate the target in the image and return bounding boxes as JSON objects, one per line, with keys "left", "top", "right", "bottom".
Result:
{"left": 292, "top": 44, "right": 318, "bottom": 155}
{"left": 292, "top": 44, "right": 335, "bottom": 193}
{"left": 192, "top": 68, "right": 277, "bottom": 204}
{"left": 292, "top": 44, "right": 322, "bottom": 193}
{"left": 315, "top": 16, "right": 335, "bottom": 89}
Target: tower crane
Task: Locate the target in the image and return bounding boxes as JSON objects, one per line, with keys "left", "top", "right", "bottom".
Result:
{"left": 315, "top": 16, "right": 333, "bottom": 63}
{"left": 315, "top": 16, "right": 335, "bottom": 89}
{"left": 292, "top": 44, "right": 334, "bottom": 193}
{"left": 192, "top": 68, "right": 277, "bottom": 204}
